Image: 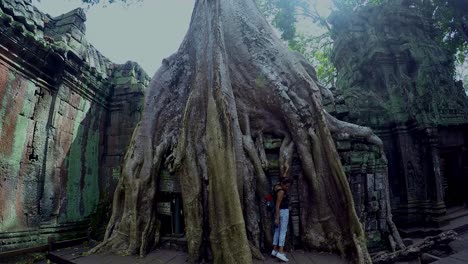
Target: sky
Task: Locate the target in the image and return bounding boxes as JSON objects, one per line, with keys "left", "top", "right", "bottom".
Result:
{"left": 32, "top": 0, "right": 195, "bottom": 76}
{"left": 31, "top": 0, "right": 335, "bottom": 76}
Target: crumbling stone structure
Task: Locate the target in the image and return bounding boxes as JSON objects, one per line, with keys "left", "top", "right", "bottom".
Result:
{"left": 334, "top": 136, "right": 397, "bottom": 250}
{"left": 330, "top": 0, "right": 468, "bottom": 232}
{"left": 0, "top": 0, "right": 149, "bottom": 251}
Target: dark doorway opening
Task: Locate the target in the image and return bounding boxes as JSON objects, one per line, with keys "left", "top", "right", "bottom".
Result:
{"left": 157, "top": 169, "right": 185, "bottom": 238}
{"left": 440, "top": 150, "right": 465, "bottom": 208}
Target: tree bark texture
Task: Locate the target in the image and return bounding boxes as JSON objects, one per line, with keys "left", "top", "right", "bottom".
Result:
{"left": 91, "top": 0, "right": 377, "bottom": 263}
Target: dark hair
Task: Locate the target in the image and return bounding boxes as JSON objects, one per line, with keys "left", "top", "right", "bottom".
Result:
{"left": 279, "top": 177, "right": 292, "bottom": 185}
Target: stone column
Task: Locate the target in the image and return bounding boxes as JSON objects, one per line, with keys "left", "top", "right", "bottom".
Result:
{"left": 425, "top": 127, "right": 446, "bottom": 215}
{"left": 463, "top": 146, "right": 468, "bottom": 208}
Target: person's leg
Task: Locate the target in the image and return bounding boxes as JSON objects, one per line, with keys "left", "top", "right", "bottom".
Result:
{"left": 278, "top": 209, "right": 289, "bottom": 253}
{"left": 275, "top": 209, "right": 290, "bottom": 261}
{"left": 272, "top": 212, "right": 279, "bottom": 252}
{"left": 272, "top": 224, "right": 280, "bottom": 255}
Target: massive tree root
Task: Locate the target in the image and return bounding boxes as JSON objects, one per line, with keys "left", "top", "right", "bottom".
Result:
{"left": 91, "top": 0, "right": 377, "bottom": 263}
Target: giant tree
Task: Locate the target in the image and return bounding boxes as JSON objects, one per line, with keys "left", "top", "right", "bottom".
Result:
{"left": 88, "top": 0, "right": 382, "bottom": 263}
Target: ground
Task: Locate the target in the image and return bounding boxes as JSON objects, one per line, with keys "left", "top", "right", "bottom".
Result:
{"left": 433, "top": 232, "right": 468, "bottom": 264}
{"left": 32, "top": 244, "right": 346, "bottom": 264}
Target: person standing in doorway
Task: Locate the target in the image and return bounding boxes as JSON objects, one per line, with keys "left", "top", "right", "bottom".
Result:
{"left": 271, "top": 177, "right": 291, "bottom": 262}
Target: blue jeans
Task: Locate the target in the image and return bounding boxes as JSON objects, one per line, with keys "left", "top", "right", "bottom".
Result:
{"left": 272, "top": 209, "right": 289, "bottom": 247}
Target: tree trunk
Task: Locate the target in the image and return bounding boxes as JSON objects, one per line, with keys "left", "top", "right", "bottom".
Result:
{"left": 91, "top": 0, "right": 374, "bottom": 263}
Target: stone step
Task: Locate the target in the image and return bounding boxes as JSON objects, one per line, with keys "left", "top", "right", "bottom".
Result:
{"left": 456, "top": 223, "right": 468, "bottom": 234}
{"left": 441, "top": 214, "right": 468, "bottom": 234}
{"left": 399, "top": 207, "right": 468, "bottom": 238}
{"left": 435, "top": 207, "right": 468, "bottom": 226}
{"left": 446, "top": 206, "right": 466, "bottom": 215}
{"left": 399, "top": 227, "right": 442, "bottom": 238}
{"left": 399, "top": 208, "right": 468, "bottom": 238}
{"left": 433, "top": 249, "right": 468, "bottom": 263}
{"left": 159, "top": 236, "right": 188, "bottom": 252}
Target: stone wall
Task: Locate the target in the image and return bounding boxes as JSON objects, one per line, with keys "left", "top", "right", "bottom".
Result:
{"left": 0, "top": 0, "right": 149, "bottom": 252}
{"left": 330, "top": 0, "right": 468, "bottom": 230}
{"left": 335, "top": 137, "right": 392, "bottom": 251}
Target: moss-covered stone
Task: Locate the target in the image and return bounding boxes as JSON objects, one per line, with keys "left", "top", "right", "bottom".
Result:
{"left": 330, "top": 0, "right": 468, "bottom": 231}
{"left": 330, "top": 0, "right": 468, "bottom": 128}
{"left": 0, "top": 0, "right": 150, "bottom": 253}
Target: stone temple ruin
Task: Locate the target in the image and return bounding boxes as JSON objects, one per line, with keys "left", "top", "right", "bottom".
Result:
{"left": 329, "top": 0, "right": 468, "bottom": 236}
{"left": 0, "top": 0, "right": 149, "bottom": 251}
{"left": 0, "top": 0, "right": 467, "bottom": 262}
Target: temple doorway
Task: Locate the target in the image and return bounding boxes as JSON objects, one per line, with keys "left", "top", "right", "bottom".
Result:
{"left": 440, "top": 149, "right": 465, "bottom": 208}
{"left": 157, "top": 169, "right": 185, "bottom": 238}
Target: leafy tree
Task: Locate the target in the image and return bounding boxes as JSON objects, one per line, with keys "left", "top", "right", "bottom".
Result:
{"left": 457, "top": 50, "right": 468, "bottom": 94}
{"left": 288, "top": 32, "right": 336, "bottom": 86}
{"left": 260, "top": 0, "right": 300, "bottom": 40}
{"left": 256, "top": 0, "right": 335, "bottom": 87}
{"left": 331, "top": 0, "right": 381, "bottom": 10}
{"left": 431, "top": 0, "right": 468, "bottom": 55}
{"left": 465, "top": 75, "right": 468, "bottom": 94}
{"left": 258, "top": 0, "right": 467, "bottom": 89}
{"left": 256, "top": 0, "right": 378, "bottom": 87}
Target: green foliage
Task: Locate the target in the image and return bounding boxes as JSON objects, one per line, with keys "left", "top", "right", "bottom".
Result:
{"left": 416, "top": 0, "right": 468, "bottom": 87}
{"left": 258, "top": 0, "right": 468, "bottom": 88}
{"left": 257, "top": 0, "right": 340, "bottom": 86}
{"left": 393, "top": 0, "right": 468, "bottom": 75}
{"left": 272, "top": 0, "right": 299, "bottom": 40}
{"left": 257, "top": 0, "right": 300, "bottom": 41}
{"left": 464, "top": 75, "right": 468, "bottom": 94}
{"left": 331, "top": 0, "right": 383, "bottom": 10}
{"left": 431, "top": 0, "right": 468, "bottom": 55}
{"left": 456, "top": 48, "right": 467, "bottom": 65}
{"left": 288, "top": 33, "right": 336, "bottom": 87}
{"left": 313, "top": 44, "right": 336, "bottom": 87}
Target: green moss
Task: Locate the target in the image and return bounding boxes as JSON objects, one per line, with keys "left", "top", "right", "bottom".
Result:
{"left": 83, "top": 108, "right": 101, "bottom": 216}
{"left": 2, "top": 252, "right": 46, "bottom": 264}
{"left": 66, "top": 115, "right": 85, "bottom": 221}
{"left": 263, "top": 138, "right": 282, "bottom": 149}
{"left": 254, "top": 74, "right": 267, "bottom": 88}
{"left": 0, "top": 72, "right": 16, "bottom": 135}
{"left": 63, "top": 101, "right": 103, "bottom": 222}
{"left": 65, "top": 99, "right": 89, "bottom": 221}
{"left": 24, "top": 30, "right": 36, "bottom": 40}
{"left": 350, "top": 153, "right": 364, "bottom": 164}
{"left": 336, "top": 141, "right": 352, "bottom": 151}
{"left": 0, "top": 75, "right": 34, "bottom": 231}
{"left": 267, "top": 159, "right": 279, "bottom": 169}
